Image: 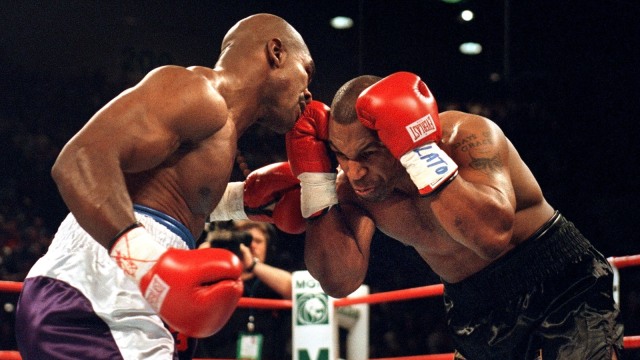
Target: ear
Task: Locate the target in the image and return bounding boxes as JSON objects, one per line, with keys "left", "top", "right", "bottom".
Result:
{"left": 266, "top": 38, "right": 285, "bottom": 68}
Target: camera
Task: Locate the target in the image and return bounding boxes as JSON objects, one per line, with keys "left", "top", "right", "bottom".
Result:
{"left": 208, "top": 230, "right": 252, "bottom": 259}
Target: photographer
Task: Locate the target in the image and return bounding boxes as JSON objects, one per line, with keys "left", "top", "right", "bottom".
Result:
{"left": 195, "top": 220, "right": 293, "bottom": 359}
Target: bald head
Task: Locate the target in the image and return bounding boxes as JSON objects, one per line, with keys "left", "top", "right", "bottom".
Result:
{"left": 218, "top": 13, "right": 310, "bottom": 65}
{"left": 331, "top": 75, "right": 382, "bottom": 125}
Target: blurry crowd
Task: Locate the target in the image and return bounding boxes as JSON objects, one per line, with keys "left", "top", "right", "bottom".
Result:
{"left": 1, "top": 65, "right": 639, "bottom": 359}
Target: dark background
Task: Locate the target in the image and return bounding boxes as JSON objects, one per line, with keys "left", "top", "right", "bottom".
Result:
{"left": 1, "top": 0, "right": 639, "bottom": 357}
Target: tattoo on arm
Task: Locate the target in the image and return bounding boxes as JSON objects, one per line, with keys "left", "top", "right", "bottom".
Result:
{"left": 469, "top": 155, "right": 503, "bottom": 175}
{"left": 453, "top": 131, "right": 503, "bottom": 175}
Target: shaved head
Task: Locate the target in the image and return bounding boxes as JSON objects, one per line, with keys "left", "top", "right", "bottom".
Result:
{"left": 218, "top": 13, "right": 311, "bottom": 65}
{"left": 331, "top": 75, "right": 381, "bottom": 124}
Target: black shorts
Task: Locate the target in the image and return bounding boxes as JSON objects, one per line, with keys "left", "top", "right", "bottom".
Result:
{"left": 443, "top": 212, "right": 623, "bottom": 360}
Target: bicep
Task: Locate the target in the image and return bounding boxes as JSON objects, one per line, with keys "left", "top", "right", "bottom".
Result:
{"left": 449, "top": 117, "right": 515, "bottom": 206}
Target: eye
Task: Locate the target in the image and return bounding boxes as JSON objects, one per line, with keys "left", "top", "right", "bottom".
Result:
{"left": 334, "top": 152, "right": 347, "bottom": 161}
{"left": 358, "top": 151, "right": 376, "bottom": 161}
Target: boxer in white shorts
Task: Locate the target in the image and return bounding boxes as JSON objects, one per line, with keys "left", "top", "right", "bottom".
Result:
{"left": 17, "top": 205, "right": 196, "bottom": 359}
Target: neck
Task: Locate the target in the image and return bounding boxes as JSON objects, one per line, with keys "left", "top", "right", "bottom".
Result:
{"left": 212, "top": 68, "right": 264, "bottom": 137}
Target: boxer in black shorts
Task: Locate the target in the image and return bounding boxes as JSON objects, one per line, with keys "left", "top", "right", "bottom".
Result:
{"left": 286, "top": 72, "right": 623, "bottom": 359}
{"left": 445, "top": 211, "right": 622, "bottom": 359}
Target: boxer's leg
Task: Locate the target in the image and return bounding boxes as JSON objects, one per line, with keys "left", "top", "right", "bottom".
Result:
{"left": 16, "top": 276, "right": 122, "bottom": 359}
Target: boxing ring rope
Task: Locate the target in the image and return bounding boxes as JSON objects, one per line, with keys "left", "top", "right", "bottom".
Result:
{"left": 237, "top": 297, "right": 292, "bottom": 310}
{"left": 609, "top": 254, "right": 640, "bottom": 269}
{"left": 1, "top": 254, "right": 639, "bottom": 359}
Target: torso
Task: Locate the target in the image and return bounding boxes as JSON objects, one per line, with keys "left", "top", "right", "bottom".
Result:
{"left": 125, "top": 67, "right": 238, "bottom": 238}
{"left": 338, "top": 111, "right": 555, "bottom": 282}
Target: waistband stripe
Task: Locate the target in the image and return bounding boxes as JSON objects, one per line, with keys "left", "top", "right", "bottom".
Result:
{"left": 133, "top": 204, "right": 196, "bottom": 250}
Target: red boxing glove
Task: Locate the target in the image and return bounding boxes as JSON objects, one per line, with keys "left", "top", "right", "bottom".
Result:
{"left": 110, "top": 226, "right": 244, "bottom": 338}
{"left": 244, "top": 162, "right": 305, "bottom": 234}
{"left": 356, "top": 72, "right": 458, "bottom": 195}
{"left": 208, "top": 162, "right": 305, "bottom": 234}
{"left": 286, "top": 100, "right": 332, "bottom": 175}
{"left": 286, "top": 101, "right": 338, "bottom": 218}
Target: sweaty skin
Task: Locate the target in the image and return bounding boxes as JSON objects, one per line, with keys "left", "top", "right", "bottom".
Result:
{"left": 51, "top": 14, "right": 314, "bottom": 248}
{"left": 305, "top": 110, "right": 555, "bottom": 296}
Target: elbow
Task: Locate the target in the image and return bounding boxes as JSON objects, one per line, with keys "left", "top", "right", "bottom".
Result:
{"left": 474, "top": 230, "right": 513, "bottom": 260}
{"left": 303, "top": 237, "right": 367, "bottom": 298}
{"left": 475, "top": 209, "right": 515, "bottom": 260}
{"left": 282, "top": 279, "right": 293, "bottom": 300}
{"left": 306, "top": 266, "right": 361, "bottom": 299}
{"left": 320, "top": 279, "right": 360, "bottom": 299}
{"left": 51, "top": 145, "right": 78, "bottom": 187}
{"left": 51, "top": 156, "right": 69, "bottom": 189}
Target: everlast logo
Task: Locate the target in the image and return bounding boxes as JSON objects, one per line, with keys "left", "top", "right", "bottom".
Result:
{"left": 144, "top": 274, "right": 170, "bottom": 312}
{"left": 405, "top": 114, "right": 437, "bottom": 143}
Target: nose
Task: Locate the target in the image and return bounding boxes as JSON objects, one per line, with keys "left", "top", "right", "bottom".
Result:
{"left": 343, "top": 160, "right": 367, "bottom": 181}
{"left": 303, "top": 88, "right": 312, "bottom": 104}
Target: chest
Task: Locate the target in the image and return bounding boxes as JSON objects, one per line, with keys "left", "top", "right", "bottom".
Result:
{"left": 360, "top": 194, "right": 452, "bottom": 254}
{"left": 176, "top": 137, "right": 237, "bottom": 209}
{"left": 127, "top": 134, "right": 237, "bottom": 215}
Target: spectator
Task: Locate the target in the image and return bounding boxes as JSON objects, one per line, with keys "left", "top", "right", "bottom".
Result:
{"left": 195, "top": 220, "right": 293, "bottom": 360}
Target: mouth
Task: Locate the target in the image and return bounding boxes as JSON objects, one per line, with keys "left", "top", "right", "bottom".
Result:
{"left": 353, "top": 186, "right": 375, "bottom": 197}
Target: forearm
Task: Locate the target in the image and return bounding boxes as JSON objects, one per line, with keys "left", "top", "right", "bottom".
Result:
{"left": 52, "top": 144, "right": 136, "bottom": 248}
{"left": 304, "top": 206, "right": 374, "bottom": 298}
{"left": 252, "top": 263, "right": 293, "bottom": 299}
{"left": 430, "top": 179, "right": 515, "bottom": 259}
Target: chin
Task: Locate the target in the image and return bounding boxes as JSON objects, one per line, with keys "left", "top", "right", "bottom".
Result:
{"left": 278, "top": 111, "right": 299, "bottom": 134}
{"left": 262, "top": 117, "right": 291, "bottom": 134}
{"left": 358, "top": 189, "right": 389, "bottom": 203}
{"left": 271, "top": 123, "right": 290, "bottom": 135}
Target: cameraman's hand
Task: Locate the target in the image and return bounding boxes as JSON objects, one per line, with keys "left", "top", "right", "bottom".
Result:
{"left": 239, "top": 243, "right": 292, "bottom": 299}
{"left": 239, "top": 244, "right": 255, "bottom": 271}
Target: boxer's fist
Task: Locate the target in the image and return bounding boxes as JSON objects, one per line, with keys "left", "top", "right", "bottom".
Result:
{"left": 208, "top": 163, "right": 305, "bottom": 234}
{"left": 244, "top": 162, "right": 305, "bottom": 234}
{"left": 356, "top": 71, "right": 441, "bottom": 158}
{"left": 286, "top": 101, "right": 338, "bottom": 218}
{"left": 356, "top": 72, "right": 458, "bottom": 195}
{"left": 286, "top": 100, "right": 332, "bottom": 175}
{"left": 110, "top": 226, "right": 243, "bottom": 338}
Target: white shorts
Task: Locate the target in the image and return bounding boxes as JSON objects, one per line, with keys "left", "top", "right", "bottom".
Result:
{"left": 16, "top": 206, "right": 196, "bottom": 359}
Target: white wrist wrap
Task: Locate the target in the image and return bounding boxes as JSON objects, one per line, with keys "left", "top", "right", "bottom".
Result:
{"left": 208, "top": 182, "right": 249, "bottom": 221}
{"left": 298, "top": 172, "right": 338, "bottom": 218}
{"left": 110, "top": 227, "right": 166, "bottom": 284}
{"left": 400, "top": 142, "right": 459, "bottom": 196}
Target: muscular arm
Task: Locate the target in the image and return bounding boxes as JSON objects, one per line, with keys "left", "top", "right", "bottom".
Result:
{"left": 252, "top": 262, "right": 293, "bottom": 299}
{"left": 427, "top": 112, "right": 516, "bottom": 260}
{"left": 51, "top": 66, "right": 226, "bottom": 247}
{"left": 304, "top": 201, "right": 376, "bottom": 298}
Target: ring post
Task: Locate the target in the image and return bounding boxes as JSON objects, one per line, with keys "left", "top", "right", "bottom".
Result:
{"left": 336, "top": 284, "right": 369, "bottom": 360}
{"left": 608, "top": 257, "right": 620, "bottom": 304}
{"left": 292, "top": 271, "right": 336, "bottom": 360}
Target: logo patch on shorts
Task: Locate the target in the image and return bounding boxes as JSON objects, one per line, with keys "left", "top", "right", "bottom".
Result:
{"left": 144, "top": 274, "right": 170, "bottom": 312}
{"left": 405, "top": 114, "right": 437, "bottom": 143}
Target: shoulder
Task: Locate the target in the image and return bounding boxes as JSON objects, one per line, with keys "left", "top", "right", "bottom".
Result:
{"left": 440, "top": 110, "right": 506, "bottom": 146}
{"left": 136, "top": 66, "right": 228, "bottom": 137}
{"left": 138, "top": 65, "right": 203, "bottom": 87}
{"left": 439, "top": 111, "right": 512, "bottom": 174}
{"left": 440, "top": 110, "right": 500, "bottom": 132}
{"left": 139, "top": 65, "right": 221, "bottom": 102}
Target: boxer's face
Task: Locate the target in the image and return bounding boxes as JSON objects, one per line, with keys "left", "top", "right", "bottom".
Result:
{"left": 329, "top": 120, "right": 404, "bottom": 201}
{"left": 260, "top": 52, "right": 314, "bottom": 134}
